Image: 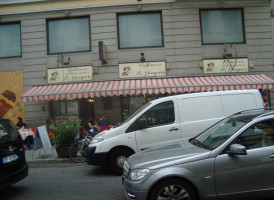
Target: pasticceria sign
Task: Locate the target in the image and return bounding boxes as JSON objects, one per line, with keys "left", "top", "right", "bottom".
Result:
{"left": 47, "top": 66, "right": 93, "bottom": 84}
{"left": 203, "top": 58, "right": 248, "bottom": 74}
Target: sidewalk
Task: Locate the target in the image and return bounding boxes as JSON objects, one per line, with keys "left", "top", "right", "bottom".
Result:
{"left": 25, "top": 148, "right": 72, "bottom": 164}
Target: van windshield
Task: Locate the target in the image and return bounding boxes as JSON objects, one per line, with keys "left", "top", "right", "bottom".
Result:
{"left": 119, "top": 103, "right": 151, "bottom": 126}
{"left": 0, "top": 120, "right": 19, "bottom": 143}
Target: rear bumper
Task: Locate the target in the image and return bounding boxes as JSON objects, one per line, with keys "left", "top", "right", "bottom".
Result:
{"left": 0, "top": 163, "right": 28, "bottom": 190}
{"left": 86, "top": 146, "right": 108, "bottom": 166}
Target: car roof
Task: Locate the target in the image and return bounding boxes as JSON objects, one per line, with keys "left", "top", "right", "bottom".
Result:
{"left": 230, "top": 109, "right": 274, "bottom": 121}
{"left": 0, "top": 117, "right": 11, "bottom": 122}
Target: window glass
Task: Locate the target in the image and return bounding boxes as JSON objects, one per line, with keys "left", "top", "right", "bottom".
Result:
{"left": 237, "top": 120, "right": 274, "bottom": 150}
{"left": 118, "top": 12, "right": 163, "bottom": 48}
{"left": 47, "top": 17, "right": 90, "bottom": 54}
{"left": 200, "top": 9, "right": 244, "bottom": 44}
{"left": 139, "top": 101, "right": 175, "bottom": 127}
{"left": 193, "top": 117, "right": 247, "bottom": 150}
{"left": 0, "top": 120, "right": 19, "bottom": 143}
{"left": 52, "top": 101, "right": 79, "bottom": 117}
{"left": 0, "top": 23, "right": 21, "bottom": 58}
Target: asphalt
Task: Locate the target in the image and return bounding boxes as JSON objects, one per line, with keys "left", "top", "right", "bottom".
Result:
{"left": 25, "top": 147, "right": 73, "bottom": 164}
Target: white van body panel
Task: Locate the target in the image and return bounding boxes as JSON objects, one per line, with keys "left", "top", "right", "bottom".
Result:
{"left": 96, "top": 124, "right": 139, "bottom": 153}
{"left": 179, "top": 94, "right": 224, "bottom": 138}
{"left": 221, "top": 93, "right": 258, "bottom": 116}
{"left": 87, "top": 90, "right": 264, "bottom": 172}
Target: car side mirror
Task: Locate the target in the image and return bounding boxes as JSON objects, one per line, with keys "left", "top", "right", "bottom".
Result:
{"left": 138, "top": 118, "right": 148, "bottom": 130}
{"left": 227, "top": 144, "right": 247, "bottom": 156}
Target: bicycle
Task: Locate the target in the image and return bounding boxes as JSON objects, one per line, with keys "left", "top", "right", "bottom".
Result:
{"left": 69, "top": 132, "right": 93, "bottom": 163}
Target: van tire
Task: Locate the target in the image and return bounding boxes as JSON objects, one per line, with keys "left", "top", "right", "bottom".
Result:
{"left": 108, "top": 148, "right": 133, "bottom": 175}
{"left": 149, "top": 178, "right": 197, "bottom": 200}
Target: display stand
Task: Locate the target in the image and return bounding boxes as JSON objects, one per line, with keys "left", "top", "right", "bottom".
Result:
{"left": 32, "top": 125, "right": 55, "bottom": 159}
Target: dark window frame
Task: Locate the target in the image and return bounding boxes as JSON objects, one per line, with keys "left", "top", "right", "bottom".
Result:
{"left": 199, "top": 8, "right": 246, "bottom": 45}
{"left": 46, "top": 16, "right": 91, "bottom": 55}
{"left": 117, "top": 11, "right": 164, "bottom": 50}
{"left": 0, "top": 21, "right": 22, "bottom": 59}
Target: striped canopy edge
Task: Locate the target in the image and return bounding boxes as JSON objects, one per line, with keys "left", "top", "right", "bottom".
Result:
{"left": 20, "top": 74, "right": 274, "bottom": 102}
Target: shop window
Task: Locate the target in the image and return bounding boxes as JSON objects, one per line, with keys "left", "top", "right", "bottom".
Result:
{"left": 51, "top": 100, "right": 79, "bottom": 117}
{"left": 200, "top": 9, "right": 245, "bottom": 45}
{"left": 0, "top": 22, "right": 21, "bottom": 58}
{"left": 47, "top": 17, "right": 90, "bottom": 54}
{"left": 117, "top": 12, "right": 164, "bottom": 49}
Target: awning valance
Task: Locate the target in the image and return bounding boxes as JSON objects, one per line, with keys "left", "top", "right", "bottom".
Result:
{"left": 20, "top": 74, "right": 274, "bottom": 102}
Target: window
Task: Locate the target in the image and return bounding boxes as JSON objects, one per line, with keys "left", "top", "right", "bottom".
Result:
{"left": 118, "top": 12, "right": 164, "bottom": 49}
{"left": 0, "top": 120, "right": 18, "bottom": 143}
{"left": 237, "top": 120, "right": 274, "bottom": 150}
{"left": 140, "top": 101, "right": 175, "bottom": 127}
{"left": 47, "top": 17, "right": 90, "bottom": 54}
{"left": 51, "top": 101, "right": 79, "bottom": 117}
{"left": 0, "top": 22, "right": 21, "bottom": 58}
{"left": 200, "top": 9, "right": 245, "bottom": 44}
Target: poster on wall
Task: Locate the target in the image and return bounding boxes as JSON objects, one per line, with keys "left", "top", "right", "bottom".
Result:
{"left": 260, "top": 89, "right": 271, "bottom": 109}
{"left": 0, "top": 71, "right": 24, "bottom": 124}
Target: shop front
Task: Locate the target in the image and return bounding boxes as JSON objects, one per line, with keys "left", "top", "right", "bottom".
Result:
{"left": 21, "top": 73, "right": 274, "bottom": 125}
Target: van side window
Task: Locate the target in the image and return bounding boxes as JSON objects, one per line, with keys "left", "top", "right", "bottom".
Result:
{"left": 237, "top": 120, "right": 274, "bottom": 150}
{"left": 140, "top": 101, "right": 175, "bottom": 127}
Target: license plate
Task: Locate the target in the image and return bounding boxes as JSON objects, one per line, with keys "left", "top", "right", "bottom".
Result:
{"left": 2, "top": 154, "right": 19, "bottom": 164}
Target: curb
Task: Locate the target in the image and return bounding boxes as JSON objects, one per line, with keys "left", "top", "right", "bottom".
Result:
{"left": 26, "top": 158, "right": 73, "bottom": 165}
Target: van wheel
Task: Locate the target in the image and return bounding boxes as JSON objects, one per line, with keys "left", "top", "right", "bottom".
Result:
{"left": 149, "top": 178, "right": 197, "bottom": 200}
{"left": 108, "top": 148, "right": 133, "bottom": 175}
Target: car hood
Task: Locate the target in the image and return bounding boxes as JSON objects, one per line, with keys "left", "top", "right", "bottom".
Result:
{"left": 127, "top": 138, "right": 210, "bottom": 170}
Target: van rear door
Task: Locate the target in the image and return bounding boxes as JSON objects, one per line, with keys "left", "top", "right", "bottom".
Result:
{"left": 135, "top": 100, "right": 180, "bottom": 151}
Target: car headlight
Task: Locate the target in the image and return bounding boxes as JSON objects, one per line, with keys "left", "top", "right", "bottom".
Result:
{"left": 129, "top": 169, "right": 150, "bottom": 181}
{"left": 91, "top": 136, "right": 104, "bottom": 144}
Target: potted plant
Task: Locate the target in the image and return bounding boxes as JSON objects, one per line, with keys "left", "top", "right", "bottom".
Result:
{"left": 53, "top": 118, "right": 81, "bottom": 158}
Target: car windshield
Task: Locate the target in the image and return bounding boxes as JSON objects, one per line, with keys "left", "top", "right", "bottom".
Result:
{"left": 0, "top": 120, "right": 19, "bottom": 143}
{"left": 190, "top": 114, "right": 257, "bottom": 150}
{"left": 118, "top": 102, "right": 151, "bottom": 126}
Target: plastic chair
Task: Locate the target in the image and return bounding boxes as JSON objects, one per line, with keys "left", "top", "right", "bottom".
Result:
{"left": 100, "top": 125, "right": 111, "bottom": 132}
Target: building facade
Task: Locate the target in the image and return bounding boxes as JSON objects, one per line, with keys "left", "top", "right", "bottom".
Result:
{"left": 0, "top": 0, "right": 274, "bottom": 126}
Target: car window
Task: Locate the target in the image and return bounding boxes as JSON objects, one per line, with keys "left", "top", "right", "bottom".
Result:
{"left": 0, "top": 120, "right": 19, "bottom": 143}
{"left": 192, "top": 115, "right": 252, "bottom": 150}
{"left": 139, "top": 101, "right": 175, "bottom": 127}
{"left": 237, "top": 119, "right": 274, "bottom": 150}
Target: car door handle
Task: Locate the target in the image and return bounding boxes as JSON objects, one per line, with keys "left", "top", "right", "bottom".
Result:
{"left": 169, "top": 127, "right": 179, "bottom": 131}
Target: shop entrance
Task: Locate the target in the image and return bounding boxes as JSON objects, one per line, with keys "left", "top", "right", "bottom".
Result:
{"left": 79, "top": 98, "right": 95, "bottom": 121}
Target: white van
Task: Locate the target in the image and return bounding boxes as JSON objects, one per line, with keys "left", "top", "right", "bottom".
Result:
{"left": 86, "top": 90, "right": 264, "bottom": 174}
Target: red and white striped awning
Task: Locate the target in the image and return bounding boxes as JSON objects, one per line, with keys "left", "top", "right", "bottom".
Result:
{"left": 20, "top": 74, "right": 274, "bottom": 102}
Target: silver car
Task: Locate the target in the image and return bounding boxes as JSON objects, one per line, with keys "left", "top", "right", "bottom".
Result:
{"left": 122, "top": 110, "right": 274, "bottom": 200}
